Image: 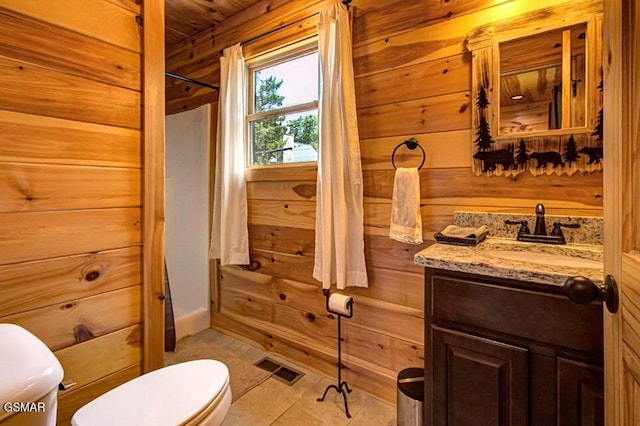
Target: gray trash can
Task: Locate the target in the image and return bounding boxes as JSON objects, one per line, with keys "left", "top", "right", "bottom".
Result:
{"left": 397, "top": 367, "right": 424, "bottom": 426}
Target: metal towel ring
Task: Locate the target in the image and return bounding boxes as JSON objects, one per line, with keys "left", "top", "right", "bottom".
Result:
{"left": 391, "top": 138, "right": 426, "bottom": 170}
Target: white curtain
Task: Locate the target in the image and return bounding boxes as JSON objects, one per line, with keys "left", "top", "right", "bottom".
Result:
{"left": 209, "top": 44, "right": 250, "bottom": 265}
{"left": 313, "top": 4, "right": 368, "bottom": 289}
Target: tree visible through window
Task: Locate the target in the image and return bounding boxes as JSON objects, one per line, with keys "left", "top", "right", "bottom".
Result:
{"left": 253, "top": 76, "right": 287, "bottom": 164}
{"left": 248, "top": 43, "right": 318, "bottom": 165}
{"left": 288, "top": 115, "right": 318, "bottom": 151}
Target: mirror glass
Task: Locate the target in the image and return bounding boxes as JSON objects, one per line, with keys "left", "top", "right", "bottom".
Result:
{"left": 498, "top": 23, "right": 587, "bottom": 135}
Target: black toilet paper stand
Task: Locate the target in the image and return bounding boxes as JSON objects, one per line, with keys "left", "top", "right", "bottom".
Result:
{"left": 317, "top": 289, "right": 354, "bottom": 418}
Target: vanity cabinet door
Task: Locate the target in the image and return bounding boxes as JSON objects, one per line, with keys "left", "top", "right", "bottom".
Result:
{"left": 557, "top": 357, "right": 604, "bottom": 426}
{"left": 432, "top": 326, "right": 528, "bottom": 426}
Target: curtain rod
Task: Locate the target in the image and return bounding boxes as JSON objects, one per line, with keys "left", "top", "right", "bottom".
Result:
{"left": 218, "top": 0, "right": 352, "bottom": 55}
{"left": 165, "top": 72, "right": 219, "bottom": 91}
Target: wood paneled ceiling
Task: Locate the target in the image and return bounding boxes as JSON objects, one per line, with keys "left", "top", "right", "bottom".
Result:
{"left": 165, "top": 0, "right": 263, "bottom": 46}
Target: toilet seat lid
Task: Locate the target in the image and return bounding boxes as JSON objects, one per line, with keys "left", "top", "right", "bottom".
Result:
{"left": 72, "top": 359, "right": 229, "bottom": 426}
{"left": 0, "top": 324, "right": 63, "bottom": 406}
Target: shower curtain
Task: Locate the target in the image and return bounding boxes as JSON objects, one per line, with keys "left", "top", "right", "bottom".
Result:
{"left": 313, "top": 3, "right": 368, "bottom": 290}
{"left": 209, "top": 44, "right": 250, "bottom": 265}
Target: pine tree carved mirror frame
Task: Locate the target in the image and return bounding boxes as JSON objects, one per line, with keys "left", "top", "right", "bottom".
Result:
{"left": 466, "top": 0, "right": 603, "bottom": 177}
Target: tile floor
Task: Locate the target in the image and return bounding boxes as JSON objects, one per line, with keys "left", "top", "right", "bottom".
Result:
{"left": 165, "top": 328, "right": 396, "bottom": 425}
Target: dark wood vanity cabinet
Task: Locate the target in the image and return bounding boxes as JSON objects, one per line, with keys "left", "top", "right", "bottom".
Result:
{"left": 432, "top": 327, "right": 529, "bottom": 426}
{"left": 424, "top": 269, "right": 604, "bottom": 426}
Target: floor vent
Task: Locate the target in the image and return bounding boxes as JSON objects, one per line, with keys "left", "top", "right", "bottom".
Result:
{"left": 273, "top": 366, "right": 304, "bottom": 385}
{"left": 254, "top": 357, "right": 304, "bottom": 386}
{"left": 254, "top": 357, "right": 281, "bottom": 373}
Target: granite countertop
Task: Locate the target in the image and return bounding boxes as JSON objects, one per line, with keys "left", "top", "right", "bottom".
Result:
{"left": 414, "top": 238, "right": 604, "bottom": 287}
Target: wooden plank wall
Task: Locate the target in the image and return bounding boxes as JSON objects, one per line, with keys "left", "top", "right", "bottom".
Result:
{"left": 166, "top": 0, "right": 604, "bottom": 404}
{"left": 0, "top": 1, "right": 145, "bottom": 424}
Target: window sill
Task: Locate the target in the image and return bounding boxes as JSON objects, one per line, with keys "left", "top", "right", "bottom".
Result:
{"left": 245, "top": 162, "right": 317, "bottom": 182}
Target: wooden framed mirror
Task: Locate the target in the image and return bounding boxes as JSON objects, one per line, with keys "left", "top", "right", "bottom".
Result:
{"left": 466, "top": 0, "right": 603, "bottom": 177}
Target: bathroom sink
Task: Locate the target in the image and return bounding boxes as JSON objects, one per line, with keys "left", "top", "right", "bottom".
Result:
{"left": 482, "top": 250, "right": 602, "bottom": 269}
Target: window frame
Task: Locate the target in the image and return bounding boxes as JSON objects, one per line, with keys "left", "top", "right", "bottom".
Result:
{"left": 245, "top": 37, "right": 319, "bottom": 167}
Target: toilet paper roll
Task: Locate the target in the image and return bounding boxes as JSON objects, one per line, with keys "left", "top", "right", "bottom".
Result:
{"left": 328, "top": 293, "right": 352, "bottom": 315}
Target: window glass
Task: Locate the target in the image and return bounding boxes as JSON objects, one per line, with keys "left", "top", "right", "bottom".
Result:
{"left": 250, "top": 111, "right": 318, "bottom": 165}
{"left": 247, "top": 43, "right": 319, "bottom": 166}
{"left": 254, "top": 52, "right": 318, "bottom": 112}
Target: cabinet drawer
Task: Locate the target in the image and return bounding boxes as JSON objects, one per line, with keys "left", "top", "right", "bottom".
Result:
{"left": 430, "top": 274, "right": 603, "bottom": 356}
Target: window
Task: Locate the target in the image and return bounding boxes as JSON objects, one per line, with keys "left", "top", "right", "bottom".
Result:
{"left": 246, "top": 40, "right": 319, "bottom": 166}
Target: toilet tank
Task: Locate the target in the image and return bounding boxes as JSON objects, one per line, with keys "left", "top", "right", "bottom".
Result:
{"left": 0, "top": 324, "right": 64, "bottom": 425}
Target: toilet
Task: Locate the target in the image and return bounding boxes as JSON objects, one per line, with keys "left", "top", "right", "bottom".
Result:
{"left": 0, "top": 324, "right": 63, "bottom": 426}
{"left": 0, "top": 324, "right": 232, "bottom": 426}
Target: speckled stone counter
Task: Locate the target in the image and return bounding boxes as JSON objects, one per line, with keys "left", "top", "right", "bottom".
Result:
{"left": 414, "top": 238, "right": 603, "bottom": 286}
{"left": 414, "top": 211, "right": 604, "bottom": 287}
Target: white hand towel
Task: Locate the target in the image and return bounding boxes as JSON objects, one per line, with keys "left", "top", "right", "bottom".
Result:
{"left": 389, "top": 167, "right": 423, "bottom": 244}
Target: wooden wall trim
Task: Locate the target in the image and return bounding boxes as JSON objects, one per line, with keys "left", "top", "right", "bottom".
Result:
{"left": 142, "top": 0, "right": 165, "bottom": 372}
{"left": 603, "top": 0, "right": 625, "bottom": 423}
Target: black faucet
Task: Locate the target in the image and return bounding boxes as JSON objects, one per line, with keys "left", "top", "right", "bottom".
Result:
{"left": 534, "top": 203, "right": 547, "bottom": 236}
{"left": 504, "top": 203, "right": 581, "bottom": 244}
